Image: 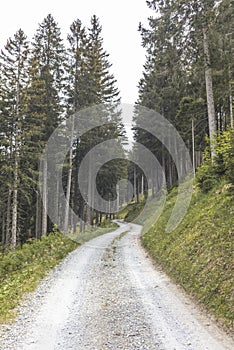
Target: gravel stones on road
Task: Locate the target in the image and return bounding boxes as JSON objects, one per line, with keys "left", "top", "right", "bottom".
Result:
{"left": 0, "top": 222, "right": 233, "bottom": 350}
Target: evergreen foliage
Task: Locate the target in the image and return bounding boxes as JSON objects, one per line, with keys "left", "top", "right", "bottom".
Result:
{"left": 133, "top": 0, "right": 233, "bottom": 192}
{"left": 0, "top": 14, "right": 125, "bottom": 247}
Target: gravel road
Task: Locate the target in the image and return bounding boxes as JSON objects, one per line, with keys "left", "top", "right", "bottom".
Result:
{"left": 0, "top": 222, "right": 233, "bottom": 350}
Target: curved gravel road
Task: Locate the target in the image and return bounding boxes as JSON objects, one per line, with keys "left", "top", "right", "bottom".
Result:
{"left": 0, "top": 222, "right": 233, "bottom": 350}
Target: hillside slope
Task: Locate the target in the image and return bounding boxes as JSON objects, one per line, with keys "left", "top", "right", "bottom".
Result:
{"left": 126, "top": 182, "right": 234, "bottom": 332}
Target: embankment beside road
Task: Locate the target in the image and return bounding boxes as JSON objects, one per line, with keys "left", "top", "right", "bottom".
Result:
{"left": 125, "top": 182, "right": 234, "bottom": 333}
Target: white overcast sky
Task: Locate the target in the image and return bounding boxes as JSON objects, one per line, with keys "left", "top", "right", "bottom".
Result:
{"left": 0, "top": 0, "right": 152, "bottom": 104}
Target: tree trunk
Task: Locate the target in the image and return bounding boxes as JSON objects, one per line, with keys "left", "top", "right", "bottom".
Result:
{"left": 11, "top": 150, "right": 18, "bottom": 247}
{"left": 203, "top": 27, "right": 217, "bottom": 157}
{"left": 141, "top": 175, "right": 144, "bottom": 196}
{"left": 1, "top": 214, "right": 5, "bottom": 253}
{"left": 192, "top": 119, "right": 196, "bottom": 177}
{"left": 12, "top": 79, "right": 20, "bottom": 247}
{"left": 64, "top": 116, "right": 74, "bottom": 234}
{"left": 11, "top": 58, "right": 22, "bottom": 248}
{"left": 6, "top": 189, "right": 12, "bottom": 247}
{"left": 133, "top": 165, "right": 137, "bottom": 204}
{"left": 136, "top": 178, "right": 140, "bottom": 203}
{"left": 229, "top": 69, "right": 233, "bottom": 128}
{"left": 79, "top": 203, "right": 84, "bottom": 233}
{"left": 87, "top": 154, "right": 94, "bottom": 226}
{"left": 55, "top": 176, "right": 59, "bottom": 227}
{"left": 42, "top": 156, "right": 48, "bottom": 235}
{"left": 95, "top": 211, "right": 99, "bottom": 226}
{"left": 161, "top": 139, "right": 166, "bottom": 178}
{"left": 116, "top": 184, "right": 120, "bottom": 219}
{"left": 35, "top": 191, "right": 41, "bottom": 240}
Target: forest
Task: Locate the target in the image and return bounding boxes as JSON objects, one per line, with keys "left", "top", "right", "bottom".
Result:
{"left": 0, "top": 0, "right": 233, "bottom": 250}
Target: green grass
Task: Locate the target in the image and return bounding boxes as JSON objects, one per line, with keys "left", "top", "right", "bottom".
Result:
{"left": 0, "top": 221, "right": 119, "bottom": 325}
{"left": 0, "top": 230, "right": 78, "bottom": 324}
{"left": 121, "top": 201, "right": 145, "bottom": 222}
{"left": 123, "top": 193, "right": 165, "bottom": 235}
{"left": 124, "top": 182, "right": 234, "bottom": 331}
{"left": 68, "top": 221, "right": 119, "bottom": 244}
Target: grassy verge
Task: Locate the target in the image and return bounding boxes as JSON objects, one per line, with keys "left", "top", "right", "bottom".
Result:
{"left": 0, "top": 230, "right": 78, "bottom": 324}
{"left": 124, "top": 182, "right": 234, "bottom": 331}
{"left": 121, "top": 201, "right": 145, "bottom": 222}
{"left": 0, "top": 221, "right": 119, "bottom": 325}
{"left": 68, "top": 221, "right": 119, "bottom": 244}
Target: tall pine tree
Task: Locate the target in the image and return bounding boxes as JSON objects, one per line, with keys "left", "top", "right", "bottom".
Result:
{"left": 0, "top": 29, "right": 29, "bottom": 247}
{"left": 31, "top": 14, "right": 66, "bottom": 235}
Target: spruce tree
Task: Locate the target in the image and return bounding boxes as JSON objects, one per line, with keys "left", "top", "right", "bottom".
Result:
{"left": 135, "top": 0, "right": 233, "bottom": 186}
{"left": 31, "top": 14, "right": 66, "bottom": 235}
{"left": 65, "top": 15, "right": 124, "bottom": 228}
{"left": 21, "top": 58, "right": 47, "bottom": 239}
{"left": 136, "top": 3, "right": 186, "bottom": 188}
{"left": 0, "top": 29, "right": 29, "bottom": 247}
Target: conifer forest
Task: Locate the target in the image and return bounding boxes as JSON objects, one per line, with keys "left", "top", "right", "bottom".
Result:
{"left": 0, "top": 0, "right": 233, "bottom": 250}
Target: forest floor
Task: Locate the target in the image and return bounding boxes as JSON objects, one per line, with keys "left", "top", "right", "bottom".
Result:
{"left": 0, "top": 222, "right": 233, "bottom": 350}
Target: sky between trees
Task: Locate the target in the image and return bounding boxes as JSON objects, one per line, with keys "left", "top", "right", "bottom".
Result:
{"left": 0, "top": 0, "right": 152, "bottom": 103}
